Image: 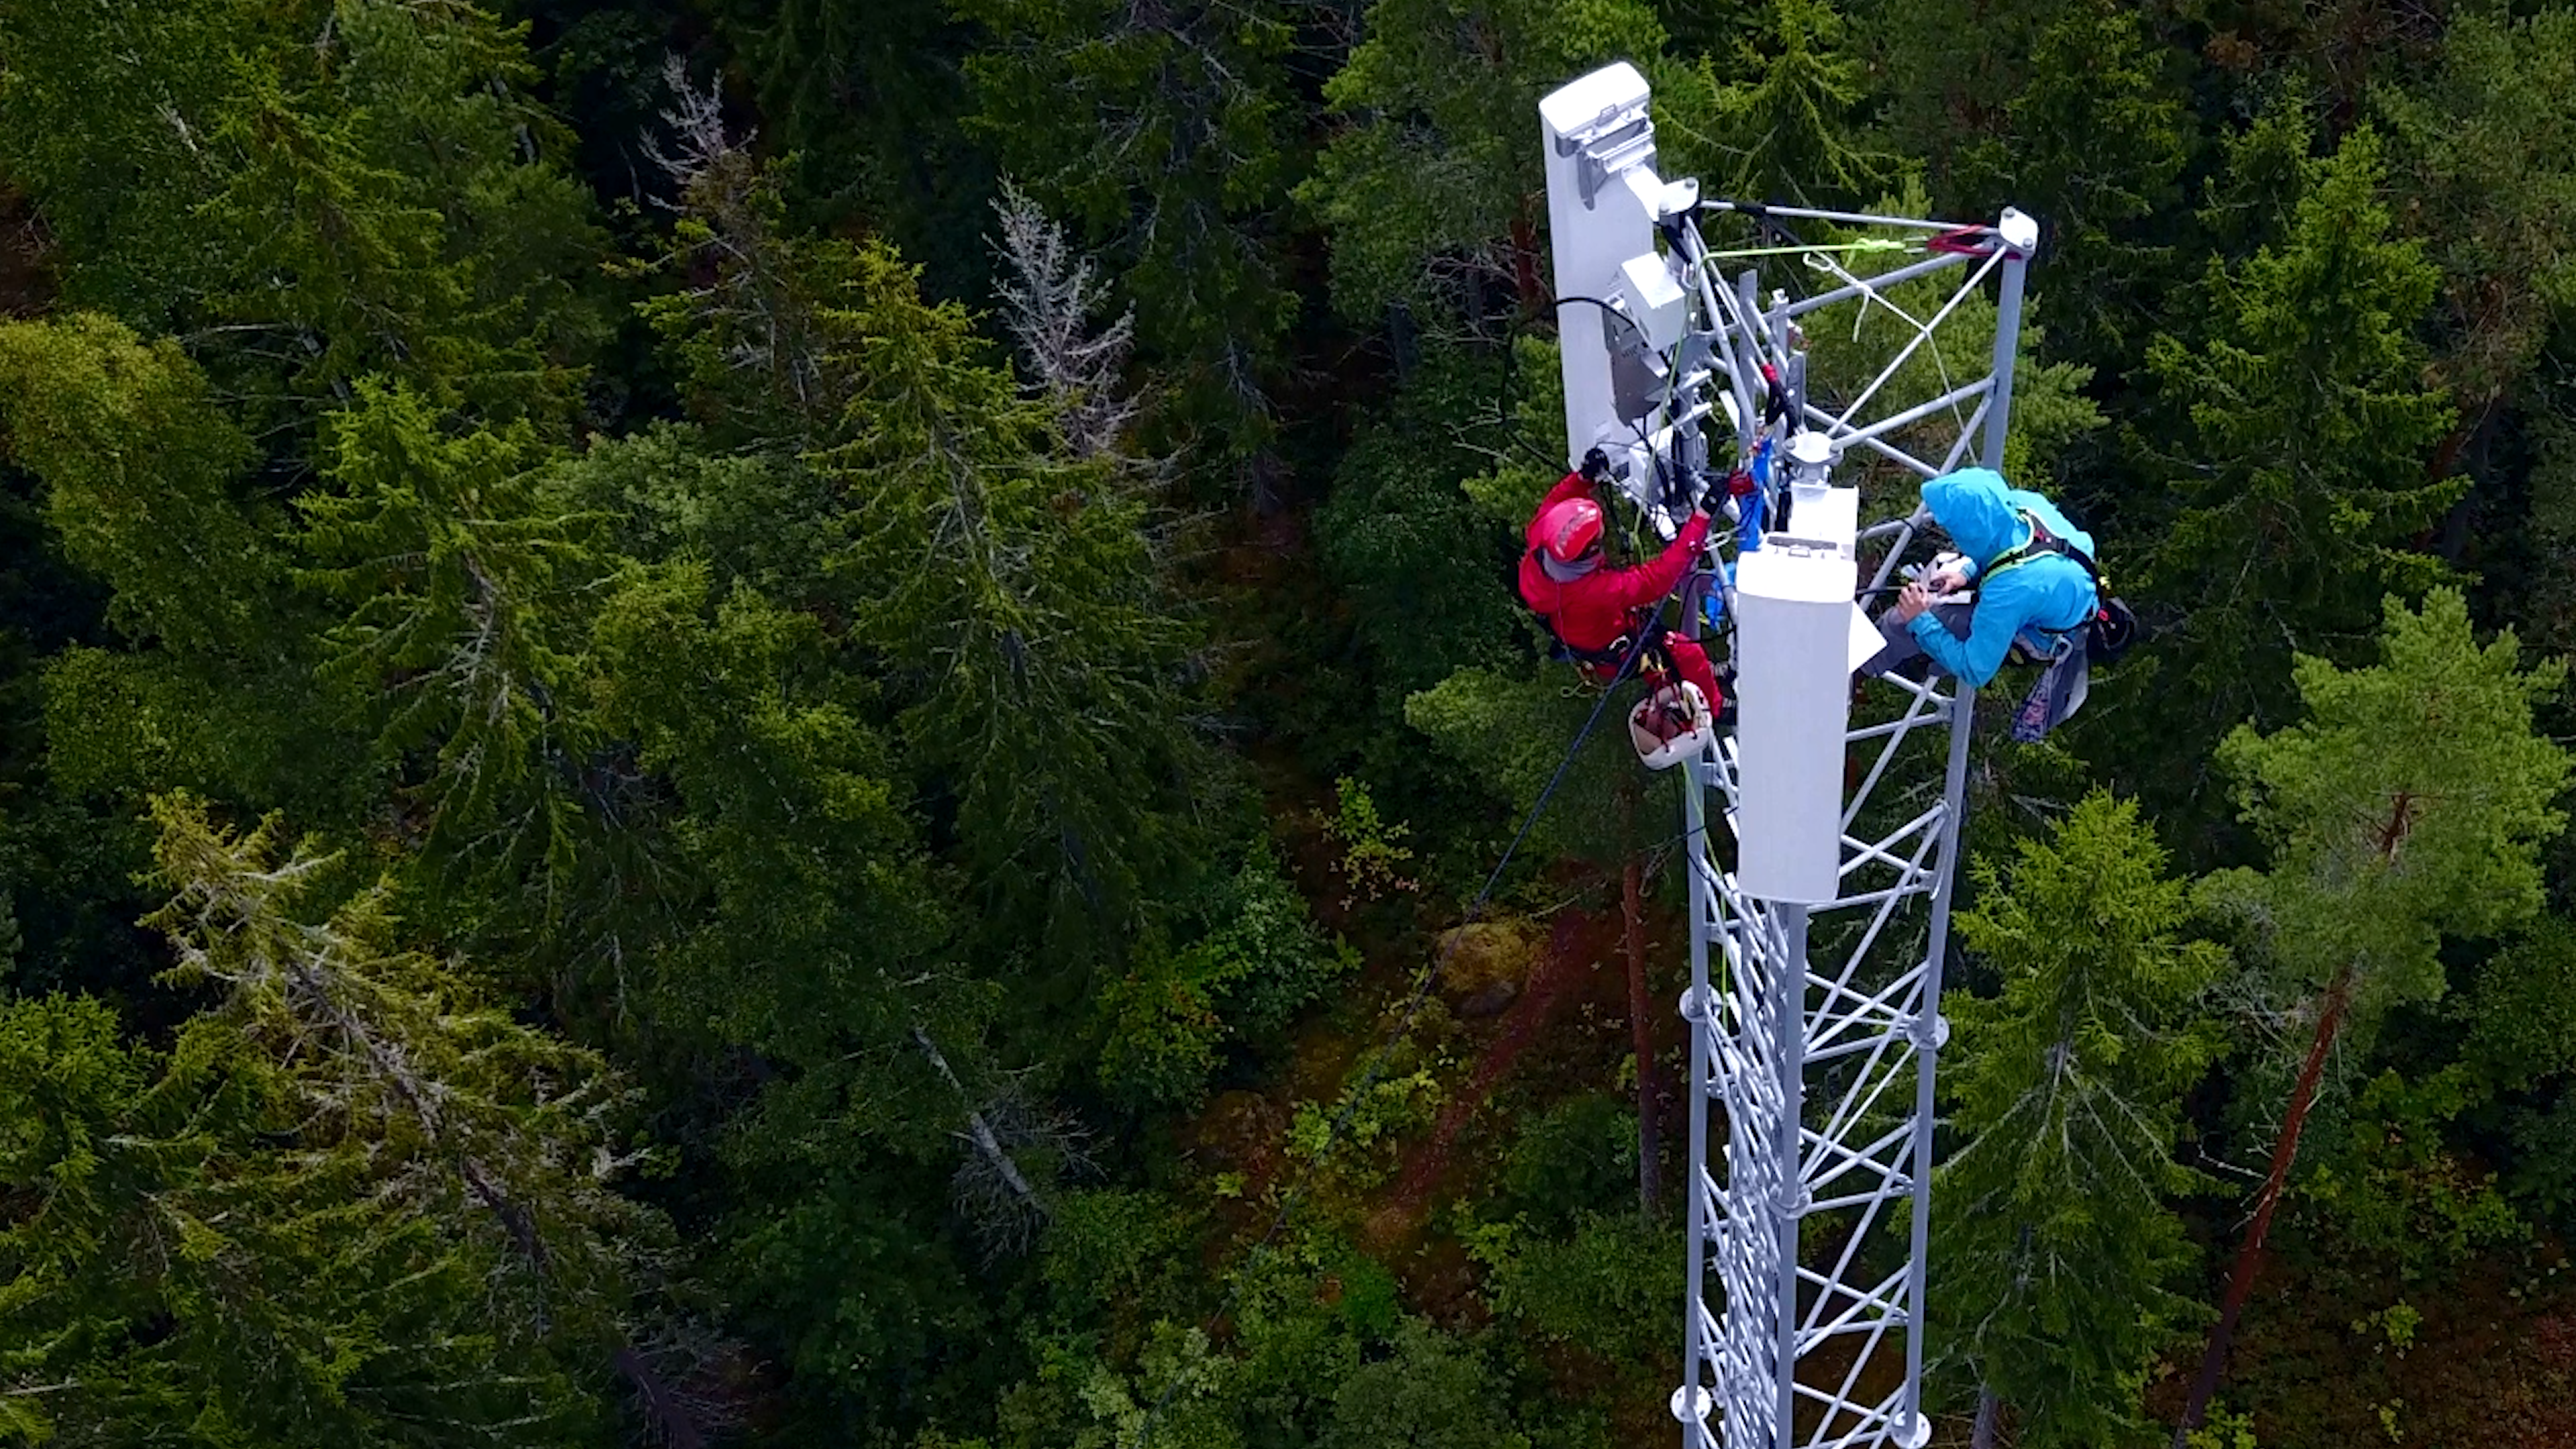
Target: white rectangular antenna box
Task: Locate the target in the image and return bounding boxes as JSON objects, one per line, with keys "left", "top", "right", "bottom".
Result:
{"left": 1538, "top": 63, "right": 1655, "bottom": 468}
{"left": 1731, "top": 487, "right": 1860, "bottom": 904}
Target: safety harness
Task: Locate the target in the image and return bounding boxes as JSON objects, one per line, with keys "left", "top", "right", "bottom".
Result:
{"left": 1977, "top": 510, "right": 2137, "bottom": 666}
{"left": 1522, "top": 549, "right": 1681, "bottom": 685}
{"left": 1980, "top": 508, "right": 2102, "bottom": 590}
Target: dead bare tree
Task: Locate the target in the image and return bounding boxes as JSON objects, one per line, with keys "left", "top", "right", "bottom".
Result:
{"left": 643, "top": 54, "right": 744, "bottom": 202}
{"left": 912, "top": 1025, "right": 1094, "bottom": 1260}
{"left": 642, "top": 56, "right": 834, "bottom": 436}
{"left": 988, "top": 179, "right": 1142, "bottom": 464}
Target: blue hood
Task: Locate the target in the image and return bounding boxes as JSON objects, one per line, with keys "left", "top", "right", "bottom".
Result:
{"left": 1922, "top": 468, "right": 2027, "bottom": 566}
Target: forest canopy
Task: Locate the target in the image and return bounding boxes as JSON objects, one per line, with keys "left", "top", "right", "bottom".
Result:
{"left": 2, "top": 1, "right": 2575, "bottom": 1446}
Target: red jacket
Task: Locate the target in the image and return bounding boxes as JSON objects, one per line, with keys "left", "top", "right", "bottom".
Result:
{"left": 1516, "top": 472, "right": 1711, "bottom": 653}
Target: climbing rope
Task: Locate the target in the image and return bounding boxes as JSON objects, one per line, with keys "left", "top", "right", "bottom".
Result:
{"left": 1694, "top": 236, "right": 1914, "bottom": 263}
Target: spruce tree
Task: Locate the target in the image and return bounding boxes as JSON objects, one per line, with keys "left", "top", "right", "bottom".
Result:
{"left": 1933, "top": 792, "right": 2225, "bottom": 1449}
{"left": 1699, "top": 0, "right": 1892, "bottom": 209}
{"left": 634, "top": 134, "right": 1205, "bottom": 978}
{"left": 1865, "top": 0, "right": 2192, "bottom": 364}
{"left": 0, "top": 0, "right": 605, "bottom": 418}
{"left": 0, "top": 796, "right": 676, "bottom": 1444}
{"left": 1300, "top": 0, "right": 1684, "bottom": 325}
{"left": 296, "top": 380, "right": 604, "bottom": 923}
{"left": 0, "top": 316, "right": 268, "bottom": 655}
{"left": 2375, "top": 9, "right": 2576, "bottom": 423}
{"left": 957, "top": 0, "right": 1305, "bottom": 470}
{"left": 2141, "top": 123, "right": 2453, "bottom": 765}
{"left": 0, "top": 991, "right": 605, "bottom": 1444}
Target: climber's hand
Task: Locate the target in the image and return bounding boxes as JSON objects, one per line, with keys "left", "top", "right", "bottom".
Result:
{"left": 1885, "top": 580, "right": 1933, "bottom": 627}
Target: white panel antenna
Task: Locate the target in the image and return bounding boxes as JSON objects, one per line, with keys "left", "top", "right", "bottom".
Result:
{"left": 1538, "top": 63, "right": 1673, "bottom": 518}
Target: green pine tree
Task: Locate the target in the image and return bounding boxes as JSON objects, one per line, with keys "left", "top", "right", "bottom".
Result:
{"left": 0, "top": 315, "right": 269, "bottom": 655}
{"left": 957, "top": 0, "right": 1305, "bottom": 469}
{"left": 2174, "top": 588, "right": 2571, "bottom": 1438}
{"left": 0, "top": 991, "right": 603, "bottom": 1444}
{"left": 296, "top": 380, "right": 604, "bottom": 920}
{"left": 1695, "top": 0, "right": 1893, "bottom": 208}
{"left": 0, "top": 311, "right": 370, "bottom": 837}
{"left": 0, "top": 0, "right": 606, "bottom": 420}
{"left": 1864, "top": 0, "right": 2193, "bottom": 364}
{"left": 1300, "top": 0, "right": 1688, "bottom": 325}
{"left": 634, "top": 140, "right": 1206, "bottom": 978}
{"left": 0, "top": 794, "right": 677, "bottom": 1444}
{"left": 699, "top": 0, "right": 995, "bottom": 299}
{"left": 2375, "top": 8, "right": 2576, "bottom": 421}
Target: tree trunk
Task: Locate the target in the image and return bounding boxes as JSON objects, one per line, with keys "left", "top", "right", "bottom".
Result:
{"left": 1970, "top": 1224, "right": 2037, "bottom": 1449}
{"left": 912, "top": 1026, "right": 1042, "bottom": 1210}
{"left": 2426, "top": 411, "right": 2482, "bottom": 566}
{"left": 1624, "top": 840, "right": 1662, "bottom": 1218}
{"left": 2172, "top": 962, "right": 2356, "bottom": 1445}
{"left": 2416, "top": 393, "right": 2502, "bottom": 565}
{"left": 1509, "top": 206, "right": 1546, "bottom": 315}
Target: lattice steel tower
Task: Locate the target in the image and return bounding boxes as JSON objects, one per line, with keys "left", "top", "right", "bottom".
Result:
{"left": 1538, "top": 64, "right": 2038, "bottom": 1449}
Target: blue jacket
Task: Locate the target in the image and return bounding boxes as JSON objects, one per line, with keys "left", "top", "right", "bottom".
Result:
{"left": 1907, "top": 468, "right": 2097, "bottom": 688}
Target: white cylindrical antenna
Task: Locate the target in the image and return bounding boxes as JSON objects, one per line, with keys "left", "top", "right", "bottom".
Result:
{"left": 1786, "top": 430, "right": 1834, "bottom": 497}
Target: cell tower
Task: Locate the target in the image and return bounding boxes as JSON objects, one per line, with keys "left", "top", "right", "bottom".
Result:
{"left": 1537, "top": 64, "right": 2037, "bottom": 1449}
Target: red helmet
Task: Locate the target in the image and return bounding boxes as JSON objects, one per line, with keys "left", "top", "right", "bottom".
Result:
{"left": 1537, "top": 497, "right": 1605, "bottom": 564}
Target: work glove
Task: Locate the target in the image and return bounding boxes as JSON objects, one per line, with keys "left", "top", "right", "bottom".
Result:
{"left": 1760, "top": 362, "right": 1792, "bottom": 429}
{"left": 1688, "top": 468, "right": 1749, "bottom": 519}
{"left": 1580, "top": 445, "right": 1612, "bottom": 483}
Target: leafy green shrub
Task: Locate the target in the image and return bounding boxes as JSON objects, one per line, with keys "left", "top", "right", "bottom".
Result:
{"left": 1041, "top": 1189, "right": 1203, "bottom": 1320}
{"left": 1288, "top": 1069, "right": 1444, "bottom": 1194}
{"left": 1003, "top": 1324, "right": 1241, "bottom": 1449}
{"left": 2449, "top": 918, "right": 2576, "bottom": 1233}
{"left": 2461, "top": 918, "right": 2576, "bottom": 1091}
{"left": 1095, "top": 849, "right": 1357, "bottom": 1107}
{"left": 1498, "top": 1093, "right": 1638, "bottom": 1230}
{"left": 1321, "top": 775, "right": 1417, "bottom": 906}
{"left": 1320, "top": 1319, "right": 1529, "bottom": 1449}
{"left": 2301, "top": 1067, "right": 2524, "bottom": 1280}
{"left": 1220, "top": 1228, "right": 1383, "bottom": 1431}
{"left": 1311, "top": 354, "right": 1529, "bottom": 698}
{"left": 1095, "top": 945, "right": 1230, "bottom": 1109}
{"left": 1210, "top": 847, "right": 1363, "bottom": 1038}
{"left": 2186, "top": 1404, "right": 2259, "bottom": 1449}
{"left": 2503, "top": 1093, "right": 2576, "bottom": 1232}
{"left": 1289, "top": 1069, "right": 1444, "bottom": 1157}
{"left": 1479, "top": 1212, "right": 1679, "bottom": 1368}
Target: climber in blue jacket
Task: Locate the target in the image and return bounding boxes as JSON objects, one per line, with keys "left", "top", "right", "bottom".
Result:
{"left": 1862, "top": 468, "right": 2099, "bottom": 692}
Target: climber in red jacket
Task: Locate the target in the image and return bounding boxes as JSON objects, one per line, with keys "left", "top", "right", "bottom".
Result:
{"left": 1517, "top": 447, "right": 1723, "bottom": 712}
